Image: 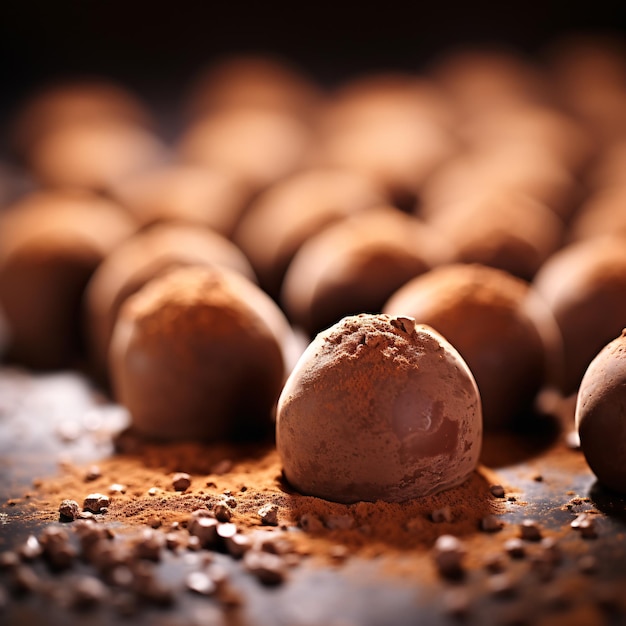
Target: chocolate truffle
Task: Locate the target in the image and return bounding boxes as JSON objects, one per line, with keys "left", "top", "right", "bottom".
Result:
{"left": 567, "top": 186, "right": 626, "bottom": 243}
{"left": 424, "top": 191, "right": 563, "bottom": 281}
{"left": 277, "top": 314, "right": 482, "bottom": 503}
{"left": 384, "top": 264, "right": 561, "bottom": 429}
{"left": 186, "top": 55, "right": 322, "bottom": 120}
{"left": 110, "top": 164, "right": 251, "bottom": 236}
{"left": 0, "top": 190, "right": 137, "bottom": 369}
{"left": 575, "top": 330, "right": 626, "bottom": 494}
{"left": 28, "top": 119, "right": 166, "bottom": 192}
{"left": 11, "top": 79, "right": 151, "bottom": 160}
{"left": 281, "top": 207, "right": 452, "bottom": 335}
{"left": 533, "top": 237, "right": 626, "bottom": 394}
{"left": 233, "top": 168, "right": 387, "bottom": 298}
{"left": 85, "top": 223, "right": 256, "bottom": 381}
{"left": 110, "top": 265, "right": 293, "bottom": 442}
{"left": 178, "top": 108, "right": 310, "bottom": 193}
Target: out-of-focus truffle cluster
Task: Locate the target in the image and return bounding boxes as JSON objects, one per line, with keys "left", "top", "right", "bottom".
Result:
{"left": 2, "top": 38, "right": 626, "bottom": 496}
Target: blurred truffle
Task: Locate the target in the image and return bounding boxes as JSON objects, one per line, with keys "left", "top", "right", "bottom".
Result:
{"left": 576, "top": 329, "right": 626, "bottom": 494}
{"left": 277, "top": 314, "right": 482, "bottom": 503}
{"left": 424, "top": 191, "right": 563, "bottom": 281}
{"left": 85, "top": 222, "right": 256, "bottom": 381}
{"left": 384, "top": 264, "right": 561, "bottom": 429}
{"left": 186, "top": 54, "right": 323, "bottom": 120}
{"left": 234, "top": 168, "right": 387, "bottom": 298}
{"left": 111, "top": 164, "right": 251, "bottom": 236}
{"left": 282, "top": 206, "right": 452, "bottom": 335}
{"left": 567, "top": 186, "right": 626, "bottom": 242}
{"left": 533, "top": 237, "right": 626, "bottom": 394}
{"left": 28, "top": 119, "right": 167, "bottom": 192}
{"left": 178, "top": 108, "right": 310, "bottom": 193}
{"left": 110, "top": 265, "right": 293, "bottom": 442}
{"left": 0, "top": 190, "right": 136, "bottom": 369}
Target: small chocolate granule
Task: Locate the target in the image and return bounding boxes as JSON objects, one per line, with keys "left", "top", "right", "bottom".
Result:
{"left": 147, "top": 487, "right": 158, "bottom": 496}
{"left": 224, "top": 532, "right": 252, "bottom": 559}
{"left": 299, "top": 513, "right": 324, "bottom": 532}
{"left": 579, "top": 518, "right": 598, "bottom": 539}
{"left": 433, "top": 535, "right": 465, "bottom": 579}
{"left": 519, "top": 519, "right": 542, "bottom": 541}
{"left": 172, "top": 472, "right": 192, "bottom": 491}
{"left": 134, "top": 529, "right": 165, "bottom": 561}
{"left": 480, "top": 515, "right": 503, "bottom": 533}
{"left": 11, "top": 565, "right": 39, "bottom": 593}
{"left": 186, "top": 571, "right": 217, "bottom": 596}
{"left": 431, "top": 506, "right": 453, "bottom": 523}
{"left": 504, "top": 538, "right": 526, "bottom": 559}
{"left": 578, "top": 554, "right": 599, "bottom": 574}
{"left": 222, "top": 496, "right": 237, "bottom": 509}
{"left": 539, "top": 537, "right": 561, "bottom": 565}
{"left": 85, "top": 466, "right": 102, "bottom": 482}
{"left": 244, "top": 550, "right": 286, "bottom": 585}
{"left": 258, "top": 503, "right": 279, "bottom": 526}
{"left": 0, "top": 551, "right": 19, "bottom": 570}
{"left": 214, "top": 502, "right": 232, "bottom": 522}
{"left": 484, "top": 553, "right": 506, "bottom": 573}
{"left": 59, "top": 499, "right": 81, "bottom": 521}
{"left": 83, "top": 493, "right": 110, "bottom": 513}
{"left": 108, "top": 483, "right": 127, "bottom": 495}
{"left": 189, "top": 516, "right": 219, "bottom": 548}
{"left": 443, "top": 588, "right": 471, "bottom": 618}
{"left": 18, "top": 535, "right": 43, "bottom": 561}
{"left": 490, "top": 484, "right": 506, "bottom": 498}
{"left": 71, "top": 576, "right": 108, "bottom": 610}
{"left": 487, "top": 573, "right": 517, "bottom": 598}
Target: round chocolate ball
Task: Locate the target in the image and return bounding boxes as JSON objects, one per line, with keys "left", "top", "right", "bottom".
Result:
{"left": 384, "top": 264, "right": 561, "bottom": 429}
{"left": 282, "top": 207, "right": 452, "bottom": 335}
{"left": 567, "top": 186, "right": 626, "bottom": 243}
{"left": 85, "top": 223, "right": 256, "bottom": 381}
{"left": 277, "top": 314, "right": 482, "bottom": 503}
{"left": 110, "top": 265, "right": 293, "bottom": 442}
{"left": 28, "top": 119, "right": 166, "bottom": 192}
{"left": 0, "top": 190, "right": 137, "bottom": 369}
{"left": 533, "top": 236, "right": 626, "bottom": 394}
{"left": 233, "top": 168, "right": 387, "bottom": 298}
{"left": 110, "top": 164, "right": 251, "bottom": 236}
{"left": 178, "top": 108, "right": 310, "bottom": 193}
{"left": 576, "top": 330, "right": 626, "bottom": 494}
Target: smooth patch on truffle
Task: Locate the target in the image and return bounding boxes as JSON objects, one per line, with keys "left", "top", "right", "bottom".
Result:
{"left": 276, "top": 314, "right": 482, "bottom": 503}
{"left": 575, "top": 329, "right": 626, "bottom": 494}
{"left": 110, "top": 265, "right": 293, "bottom": 442}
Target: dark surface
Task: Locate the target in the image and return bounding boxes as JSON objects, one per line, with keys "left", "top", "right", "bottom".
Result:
{"left": 1, "top": 368, "right": 626, "bottom": 625}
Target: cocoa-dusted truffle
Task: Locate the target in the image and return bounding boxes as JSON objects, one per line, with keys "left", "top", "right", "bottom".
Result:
{"left": 178, "top": 108, "right": 310, "bottom": 193}
{"left": 281, "top": 207, "right": 452, "bottom": 335}
{"left": 85, "top": 223, "right": 256, "bottom": 381}
{"left": 384, "top": 264, "right": 561, "bottom": 429}
{"left": 110, "top": 265, "right": 293, "bottom": 442}
{"left": 110, "top": 164, "right": 251, "bottom": 237}
{"left": 424, "top": 191, "right": 563, "bottom": 281}
{"left": 533, "top": 236, "right": 626, "bottom": 394}
{"left": 575, "top": 330, "right": 626, "bottom": 494}
{"left": 0, "top": 190, "right": 137, "bottom": 369}
{"left": 28, "top": 119, "right": 166, "bottom": 192}
{"left": 234, "top": 168, "right": 387, "bottom": 298}
{"left": 276, "top": 314, "right": 482, "bottom": 503}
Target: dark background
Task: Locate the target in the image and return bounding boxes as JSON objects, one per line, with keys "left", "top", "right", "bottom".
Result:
{"left": 0, "top": 0, "right": 625, "bottom": 130}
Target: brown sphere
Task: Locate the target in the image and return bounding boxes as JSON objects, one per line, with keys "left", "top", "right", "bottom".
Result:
{"left": 576, "top": 330, "right": 626, "bottom": 494}
{"left": 384, "top": 264, "right": 561, "bottom": 429}
{"left": 282, "top": 207, "right": 452, "bottom": 335}
{"left": 28, "top": 119, "right": 166, "bottom": 192}
{"left": 277, "top": 314, "right": 482, "bottom": 503}
{"left": 110, "top": 164, "right": 251, "bottom": 237}
{"left": 567, "top": 186, "right": 626, "bottom": 243}
{"left": 425, "top": 191, "right": 564, "bottom": 281}
{"left": 178, "top": 108, "right": 310, "bottom": 193}
{"left": 233, "top": 168, "right": 387, "bottom": 298}
{"left": 0, "top": 191, "right": 137, "bottom": 369}
{"left": 533, "top": 237, "right": 626, "bottom": 394}
{"left": 12, "top": 79, "right": 151, "bottom": 159}
{"left": 110, "top": 265, "right": 292, "bottom": 442}
{"left": 85, "top": 223, "right": 256, "bottom": 381}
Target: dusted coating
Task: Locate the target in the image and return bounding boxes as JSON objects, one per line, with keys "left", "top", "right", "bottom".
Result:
{"left": 576, "top": 330, "right": 626, "bottom": 494}
{"left": 277, "top": 314, "right": 482, "bottom": 503}
{"left": 111, "top": 266, "right": 292, "bottom": 442}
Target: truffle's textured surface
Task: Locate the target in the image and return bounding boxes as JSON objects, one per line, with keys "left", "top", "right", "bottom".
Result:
{"left": 384, "top": 264, "right": 560, "bottom": 429}
{"left": 234, "top": 169, "right": 387, "bottom": 298}
{"left": 277, "top": 314, "right": 482, "bottom": 503}
{"left": 28, "top": 119, "right": 166, "bottom": 192}
{"left": 85, "top": 223, "right": 256, "bottom": 380}
{"left": 0, "top": 191, "right": 137, "bottom": 369}
{"left": 178, "top": 108, "right": 310, "bottom": 192}
{"left": 282, "top": 207, "right": 452, "bottom": 335}
{"left": 111, "top": 164, "right": 251, "bottom": 236}
{"left": 576, "top": 330, "right": 626, "bottom": 494}
{"left": 110, "top": 266, "right": 292, "bottom": 442}
{"left": 533, "top": 237, "right": 626, "bottom": 394}
{"left": 425, "top": 191, "right": 563, "bottom": 281}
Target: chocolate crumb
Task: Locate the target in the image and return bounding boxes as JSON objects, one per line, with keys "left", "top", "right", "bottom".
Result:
{"left": 59, "top": 499, "right": 81, "bottom": 521}
{"left": 443, "top": 587, "right": 471, "bottom": 618}
{"left": 484, "top": 553, "right": 506, "bottom": 573}
{"left": 214, "top": 502, "right": 233, "bottom": 522}
{"left": 186, "top": 571, "right": 217, "bottom": 596}
{"left": 258, "top": 503, "right": 279, "bottom": 526}
{"left": 243, "top": 550, "right": 286, "bottom": 585}
{"left": 490, "top": 484, "right": 505, "bottom": 498}
{"left": 430, "top": 506, "right": 453, "bottom": 523}
{"left": 18, "top": 535, "right": 43, "bottom": 561}
{"left": 504, "top": 538, "right": 526, "bottom": 559}
{"left": 85, "top": 466, "right": 102, "bottom": 482}
{"left": 71, "top": 575, "right": 108, "bottom": 609}
{"left": 578, "top": 554, "right": 599, "bottom": 574}
{"left": 519, "top": 519, "right": 542, "bottom": 541}
{"left": 480, "top": 515, "right": 503, "bottom": 533}
{"left": 83, "top": 493, "right": 110, "bottom": 513}
{"left": 433, "top": 535, "right": 465, "bottom": 579}
{"left": 487, "top": 573, "right": 517, "bottom": 598}
{"left": 172, "top": 472, "right": 192, "bottom": 491}
{"left": 299, "top": 513, "right": 324, "bottom": 532}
